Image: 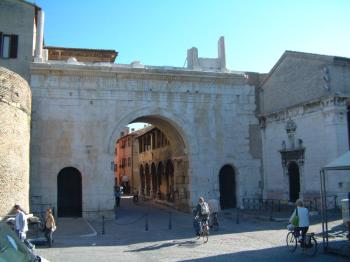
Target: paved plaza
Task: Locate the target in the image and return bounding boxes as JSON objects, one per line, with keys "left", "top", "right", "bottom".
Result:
{"left": 34, "top": 197, "right": 348, "bottom": 262}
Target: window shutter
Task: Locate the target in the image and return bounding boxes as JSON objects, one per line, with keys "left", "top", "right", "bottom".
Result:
{"left": 0, "top": 32, "right": 2, "bottom": 56}
{"left": 10, "top": 35, "right": 18, "bottom": 58}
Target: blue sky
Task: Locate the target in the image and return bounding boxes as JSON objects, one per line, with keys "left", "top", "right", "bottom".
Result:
{"left": 31, "top": 0, "right": 350, "bottom": 73}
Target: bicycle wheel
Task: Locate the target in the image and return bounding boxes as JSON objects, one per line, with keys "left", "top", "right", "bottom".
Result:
{"left": 202, "top": 228, "right": 209, "bottom": 243}
{"left": 303, "top": 236, "right": 317, "bottom": 256}
{"left": 286, "top": 232, "right": 297, "bottom": 252}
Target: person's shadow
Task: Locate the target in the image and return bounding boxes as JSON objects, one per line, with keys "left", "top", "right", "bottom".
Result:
{"left": 126, "top": 239, "right": 203, "bottom": 252}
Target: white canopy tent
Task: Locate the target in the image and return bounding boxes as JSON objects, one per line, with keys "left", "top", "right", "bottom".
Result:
{"left": 321, "top": 151, "right": 350, "bottom": 254}
{"left": 323, "top": 151, "right": 350, "bottom": 171}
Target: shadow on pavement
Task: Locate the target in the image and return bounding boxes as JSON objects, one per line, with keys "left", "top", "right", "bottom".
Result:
{"left": 181, "top": 245, "right": 348, "bottom": 262}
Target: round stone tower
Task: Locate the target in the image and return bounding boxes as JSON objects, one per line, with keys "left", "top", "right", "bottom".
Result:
{"left": 0, "top": 67, "right": 31, "bottom": 218}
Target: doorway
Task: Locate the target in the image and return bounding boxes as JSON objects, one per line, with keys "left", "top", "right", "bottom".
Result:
{"left": 219, "top": 165, "right": 236, "bottom": 209}
{"left": 288, "top": 162, "right": 300, "bottom": 202}
{"left": 57, "top": 167, "right": 82, "bottom": 217}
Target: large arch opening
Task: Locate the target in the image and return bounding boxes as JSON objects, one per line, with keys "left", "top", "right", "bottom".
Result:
{"left": 288, "top": 161, "right": 300, "bottom": 202}
{"left": 57, "top": 167, "right": 82, "bottom": 217}
{"left": 112, "top": 114, "right": 190, "bottom": 210}
{"left": 219, "top": 165, "right": 236, "bottom": 209}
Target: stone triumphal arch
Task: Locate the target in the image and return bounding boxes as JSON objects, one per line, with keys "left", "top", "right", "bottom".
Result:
{"left": 29, "top": 61, "right": 261, "bottom": 217}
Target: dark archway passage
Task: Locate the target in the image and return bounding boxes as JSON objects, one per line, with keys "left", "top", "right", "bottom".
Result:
{"left": 145, "top": 164, "right": 151, "bottom": 196}
{"left": 139, "top": 165, "right": 145, "bottom": 195}
{"left": 151, "top": 163, "right": 157, "bottom": 198}
{"left": 288, "top": 162, "right": 300, "bottom": 202}
{"left": 165, "top": 160, "right": 174, "bottom": 202}
{"left": 57, "top": 167, "right": 82, "bottom": 217}
{"left": 219, "top": 165, "right": 236, "bottom": 209}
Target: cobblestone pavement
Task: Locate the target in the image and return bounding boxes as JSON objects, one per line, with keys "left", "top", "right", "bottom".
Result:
{"left": 35, "top": 197, "right": 348, "bottom": 262}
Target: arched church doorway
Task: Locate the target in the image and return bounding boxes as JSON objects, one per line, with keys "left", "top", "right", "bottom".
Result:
{"left": 219, "top": 165, "right": 236, "bottom": 209}
{"left": 288, "top": 162, "right": 300, "bottom": 202}
{"left": 57, "top": 167, "right": 82, "bottom": 217}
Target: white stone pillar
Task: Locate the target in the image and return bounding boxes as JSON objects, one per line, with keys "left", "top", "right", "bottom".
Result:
{"left": 217, "top": 36, "right": 226, "bottom": 71}
{"left": 187, "top": 47, "right": 198, "bottom": 69}
{"left": 34, "top": 10, "right": 45, "bottom": 61}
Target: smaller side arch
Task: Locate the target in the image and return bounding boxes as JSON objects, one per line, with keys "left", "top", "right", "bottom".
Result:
{"left": 57, "top": 167, "right": 82, "bottom": 217}
{"left": 219, "top": 164, "right": 236, "bottom": 209}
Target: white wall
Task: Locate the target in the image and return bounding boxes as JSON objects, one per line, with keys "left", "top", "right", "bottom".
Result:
{"left": 262, "top": 97, "right": 349, "bottom": 200}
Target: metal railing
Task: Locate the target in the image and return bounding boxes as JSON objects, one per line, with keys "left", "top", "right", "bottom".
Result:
{"left": 242, "top": 195, "right": 338, "bottom": 212}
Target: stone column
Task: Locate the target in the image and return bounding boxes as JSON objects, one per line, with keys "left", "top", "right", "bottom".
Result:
{"left": 34, "top": 10, "right": 45, "bottom": 61}
{"left": 187, "top": 47, "right": 199, "bottom": 69}
{"left": 217, "top": 36, "right": 226, "bottom": 71}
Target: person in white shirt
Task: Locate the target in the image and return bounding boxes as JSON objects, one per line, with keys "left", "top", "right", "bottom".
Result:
{"left": 14, "top": 204, "right": 28, "bottom": 240}
{"left": 289, "top": 199, "right": 310, "bottom": 244}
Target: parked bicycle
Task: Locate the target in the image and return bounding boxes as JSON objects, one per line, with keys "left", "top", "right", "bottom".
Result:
{"left": 209, "top": 212, "right": 219, "bottom": 231}
{"left": 194, "top": 216, "right": 209, "bottom": 243}
{"left": 286, "top": 229, "right": 318, "bottom": 256}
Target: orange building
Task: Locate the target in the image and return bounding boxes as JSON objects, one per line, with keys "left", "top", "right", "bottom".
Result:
{"left": 114, "top": 130, "right": 140, "bottom": 194}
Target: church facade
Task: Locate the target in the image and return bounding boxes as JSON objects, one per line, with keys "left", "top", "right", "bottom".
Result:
{"left": 259, "top": 51, "right": 350, "bottom": 204}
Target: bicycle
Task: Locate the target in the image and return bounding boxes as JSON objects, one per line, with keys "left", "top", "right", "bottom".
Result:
{"left": 286, "top": 229, "right": 318, "bottom": 256}
{"left": 194, "top": 216, "right": 209, "bottom": 243}
{"left": 209, "top": 212, "right": 219, "bottom": 231}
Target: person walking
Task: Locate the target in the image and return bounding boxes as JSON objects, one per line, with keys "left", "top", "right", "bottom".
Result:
{"left": 44, "top": 208, "right": 56, "bottom": 247}
{"left": 114, "top": 186, "right": 121, "bottom": 207}
{"left": 289, "top": 199, "right": 310, "bottom": 245}
{"left": 14, "top": 204, "right": 28, "bottom": 241}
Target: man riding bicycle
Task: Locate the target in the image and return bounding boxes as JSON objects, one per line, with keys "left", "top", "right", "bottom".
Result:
{"left": 193, "top": 196, "right": 210, "bottom": 237}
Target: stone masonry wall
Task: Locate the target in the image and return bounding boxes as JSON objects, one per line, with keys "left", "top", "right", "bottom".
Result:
{"left": 261, "top": 52, "right": 333, "bottom": 114}
{"left": 0, "top": 0, "right": 36, "bottom": 81}
{"left": 0, "top": 67, "right": 31, "bottom": 218}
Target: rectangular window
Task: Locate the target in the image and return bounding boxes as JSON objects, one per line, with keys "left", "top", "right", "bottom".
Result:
{"left": 0, "top": 33, "right": 18, "bottom": 58}
{"left": 128, "top": 157, "right": 131, "bottom": 167}
{"left": 2, "top": 35, "right": 10, "bottom": 58}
